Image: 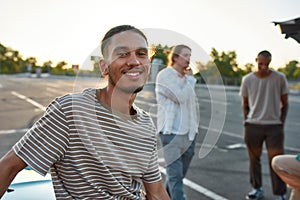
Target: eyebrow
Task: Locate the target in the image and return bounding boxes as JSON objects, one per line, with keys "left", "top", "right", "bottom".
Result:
{"left": 112, "top": 46, "right": 148, "bottom": 53}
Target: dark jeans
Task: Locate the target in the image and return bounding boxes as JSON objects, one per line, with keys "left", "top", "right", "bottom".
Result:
{"left": 244, "top": 123, "right": 287, "bottom": 195}
{"left": 160, "top": 134, "right": 196, "bottom": 200}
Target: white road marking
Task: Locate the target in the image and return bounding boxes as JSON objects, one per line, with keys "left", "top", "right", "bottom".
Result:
{"left": 226, "top": 143, "right": 246, "bottom": 149}
{"left": 0, "top": 128, "right": 28, "bottom": 135}
{"left": 200, "top": 125, "right": 300, "bottom": 152}
{"left": 200, "top": 99, "right": 230, "bottom": 106}
{"left": 159, "top": 166, "right": 228, "bottom": 200}
{"left": 11, "top": 91, "right": 46, "bottom": 111}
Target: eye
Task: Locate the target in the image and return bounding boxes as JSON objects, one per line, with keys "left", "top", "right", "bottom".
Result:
{"left": 117, "top": 51, "right": 129, "bottom": 57}
{"left": 136, "top": 49, "right": 148, "bottom": 57}
{"left": 183, "top": 53, "right": 191, "bottom": 58}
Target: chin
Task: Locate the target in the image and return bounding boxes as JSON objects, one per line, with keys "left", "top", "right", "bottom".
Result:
{"left": 133, "top": 86, "right": 144, "bottom": 94}
{"left": 119, "top": 85, "right": 144, "bottom": 94}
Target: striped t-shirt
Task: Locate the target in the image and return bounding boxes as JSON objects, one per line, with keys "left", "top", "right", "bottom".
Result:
{"left": 13, "top": 88, "right": 161, "bottom": 199}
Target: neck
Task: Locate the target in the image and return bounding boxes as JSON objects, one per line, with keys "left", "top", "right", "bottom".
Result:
{"left": 256, "top": 69, "right": 271, "bottom": 78}
{"left": 172, "top": 64, "right": 185, "bottom": 76}
{"left": 99, "top": 85, "right": 136, "bottom": 115}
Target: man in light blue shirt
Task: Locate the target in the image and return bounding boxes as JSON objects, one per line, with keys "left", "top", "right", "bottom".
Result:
{"left": 155, "top": 44, "right": 199, "bottom": 200}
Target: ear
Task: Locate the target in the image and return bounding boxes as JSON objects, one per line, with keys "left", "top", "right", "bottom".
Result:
{"left": 99, "top": 59, "right": 108, "bottom": 76}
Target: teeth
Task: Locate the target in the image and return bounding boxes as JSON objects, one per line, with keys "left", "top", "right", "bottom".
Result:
{"left": 126, "top": 72, "right": 139, "bottom": 76}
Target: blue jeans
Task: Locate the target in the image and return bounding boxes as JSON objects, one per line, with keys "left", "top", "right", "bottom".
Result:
{"left": 160, "top": 134, "right": 196, "bottom": 200}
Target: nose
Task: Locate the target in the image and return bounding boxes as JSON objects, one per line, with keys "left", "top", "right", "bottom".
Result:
{"left": 127, "top": 53, "right": 141, "bottom": 66}
{"left": 261, "top": 64, "right": 268, "bottom": 69}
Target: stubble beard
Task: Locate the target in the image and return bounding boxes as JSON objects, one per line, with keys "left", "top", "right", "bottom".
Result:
{"left": 108, "top": 68, "right": 145, "bottom": 94}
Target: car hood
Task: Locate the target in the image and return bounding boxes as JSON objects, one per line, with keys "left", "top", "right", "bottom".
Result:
{"left": 2, "top": 167, "right": 55, "bottom": 200}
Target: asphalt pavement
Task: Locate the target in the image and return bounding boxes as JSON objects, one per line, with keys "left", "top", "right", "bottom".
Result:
{"left": 1, "top": 75, "right": 300, "bottom": 200}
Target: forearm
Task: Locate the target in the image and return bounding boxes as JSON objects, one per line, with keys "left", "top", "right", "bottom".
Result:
{"left": 242, "top": 105, "right": 249, "bottom": 120}
{"left": 0, "top": 150, "right": 26, "bottom": 198}
{"left": 143, "top": 180, "right": 170, "bottom": 200}
{"left": 146, "top": 191, "right": 170, "bottom": 200}
{"left": 242, "top": 97, "right": 249, "bottom": 120}
{"left": 157, "top": 85, "right": 194, "bottom": 104}
{"left": 156, "top": 74, "right": 195, "bottom": 104}
{"left": 146, "top": 193, "right": 170, "bottom": 200}
{"left": 0, "top": 166, "right": 16, "bottom": 198}
{"left": 280, "top": 103, "right": 288, "bottom": 124}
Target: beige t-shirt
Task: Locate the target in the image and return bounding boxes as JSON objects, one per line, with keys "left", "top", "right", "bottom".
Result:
{"left": 240, "top": 70, "right": 289, "bottom": 124}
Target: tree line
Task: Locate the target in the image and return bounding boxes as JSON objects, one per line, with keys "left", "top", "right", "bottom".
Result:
{"left": 0, "top": 43, "right": 75, "bottom": 76}
{"left": 152, "top": 45, "right": 300, "bottom": 85}
{"left": 1, "top": 43, "right": 299, "bottom": 84}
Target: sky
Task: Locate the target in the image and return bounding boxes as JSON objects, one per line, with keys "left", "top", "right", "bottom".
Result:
{"left": 0, "top": 0, "right": 299, "bottom": 70}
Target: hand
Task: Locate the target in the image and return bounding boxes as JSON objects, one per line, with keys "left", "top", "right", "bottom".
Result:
{"left": 184, "top": 67, "right": 193, "bottom": 76}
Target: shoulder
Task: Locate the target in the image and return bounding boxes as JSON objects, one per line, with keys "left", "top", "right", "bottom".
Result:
{"left": 272, "top": 70, "right": 287, "bottom": 79}
{"left": 157, "top": 67, "right": 178, "bottom": 81}
{"left": 157, "top": 67, "right": 174, "bottom": 76}
{"left": 58, "top": 88, "right": 95, "bottom": 102}
{"left": 269, "top": 71, "right": 288, "bottom": 85}
{"left": 53, "top": 88, "right": 96, "bottom": 110}
{"left": 134, "top": 105, "right": 154, "bottom": 123}
{"left": 134, "top": 105, "right": 151, "bottom": 118}
{"left": 156, "top": 67, "right": 173, "bottom": 84}
{"left": 242, "top": 72, "right": 255, "bottom": 82}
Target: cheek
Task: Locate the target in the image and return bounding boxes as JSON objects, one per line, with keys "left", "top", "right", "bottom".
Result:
{"left": 110, "top": 58, "right": 126, "bottom": 66}
{"left": 144, "top": 63, "right": 151, "bottom": 74}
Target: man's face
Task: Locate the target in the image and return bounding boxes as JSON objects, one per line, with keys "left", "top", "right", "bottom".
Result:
{"left": 175, "top": 48, "right": 191, "bottom": 69}
{"left": 256, "top": 55, "right": 271, "bottom": 74}
{"left": 104, "top": 31, "right": 150, "bottom": 93}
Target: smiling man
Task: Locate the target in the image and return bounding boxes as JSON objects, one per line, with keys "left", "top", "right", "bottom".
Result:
{"left": 0, "top": 25, "right": 170, "bottom": 200}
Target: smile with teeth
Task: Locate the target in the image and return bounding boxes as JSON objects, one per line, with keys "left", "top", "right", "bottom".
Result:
{"left": 126, "top": 72, "right": 140, "bottom": 77}
{"left": 123, "top": 67, "right": 144, "bottom": 77}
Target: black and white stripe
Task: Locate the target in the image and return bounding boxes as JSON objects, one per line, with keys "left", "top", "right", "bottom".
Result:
{"left": 13, "top": 88, "right": 161, "bottom": 199}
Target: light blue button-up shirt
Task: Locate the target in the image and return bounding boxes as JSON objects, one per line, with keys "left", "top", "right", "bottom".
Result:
{"left": 155, "top": 67, "right": 199, "bottom": 141}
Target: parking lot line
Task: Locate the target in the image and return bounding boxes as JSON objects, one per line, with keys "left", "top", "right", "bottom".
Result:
{"left": 159, "top": 166, "right": 228, "bottom": 200}
{"left": 11, "top": 91, "right": 46, "bottom": 111}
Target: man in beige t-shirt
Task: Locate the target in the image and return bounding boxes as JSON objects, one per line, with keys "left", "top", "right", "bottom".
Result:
{"left": 240, "top": 50, "right": 289, "bottom": 200}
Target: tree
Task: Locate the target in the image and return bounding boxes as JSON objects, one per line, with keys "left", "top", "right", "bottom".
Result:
{"left": 293, "top": 67, "right": 300, "bottom": 80}
{"left": 42, "top": 61, "right": 52, "bottom": 73}
{"left": 210, "top": 48, "right": 239, "bottom": 77}
{"left": 0, "top": 43, "right": 24, "bottom": 73}
{"left": 51, "top": 61, "right": 70, "bottom": 75}
{"left": 242, "top": 63, "right": 255, "bottom": 75}
{"left": 55, "top": 61, "right": 67, "bottom": 69}
{"left": 24, "top": 57, "right": 38, "bottom": 73}
{"left": 209, "top": 48, "right": 242, "bottom": 85}
{"left": 278, "top": 60, "right": 300, "bottom": 80}
{"left": 151, "top": 44, "right": 171, "bottom": 65}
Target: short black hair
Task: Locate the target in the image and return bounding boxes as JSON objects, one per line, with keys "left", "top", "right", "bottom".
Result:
{"left": 101, "top": 25, "right": 148, "bottom": 57}
{"left": 257, "top": 50, "right": 272, "bottom": 59}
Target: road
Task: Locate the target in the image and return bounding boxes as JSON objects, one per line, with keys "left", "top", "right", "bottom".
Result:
{"left": 0, "top": 75, "right": 299, "bottom": 200}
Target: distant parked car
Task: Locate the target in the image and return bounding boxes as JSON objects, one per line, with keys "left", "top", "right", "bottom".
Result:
{"left": 2, "top": 166, "right": 55, "bottom": 200}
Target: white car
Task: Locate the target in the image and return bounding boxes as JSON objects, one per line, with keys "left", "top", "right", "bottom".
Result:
{"left": 2, "top": 166, "right": 55, "bottom": 200}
